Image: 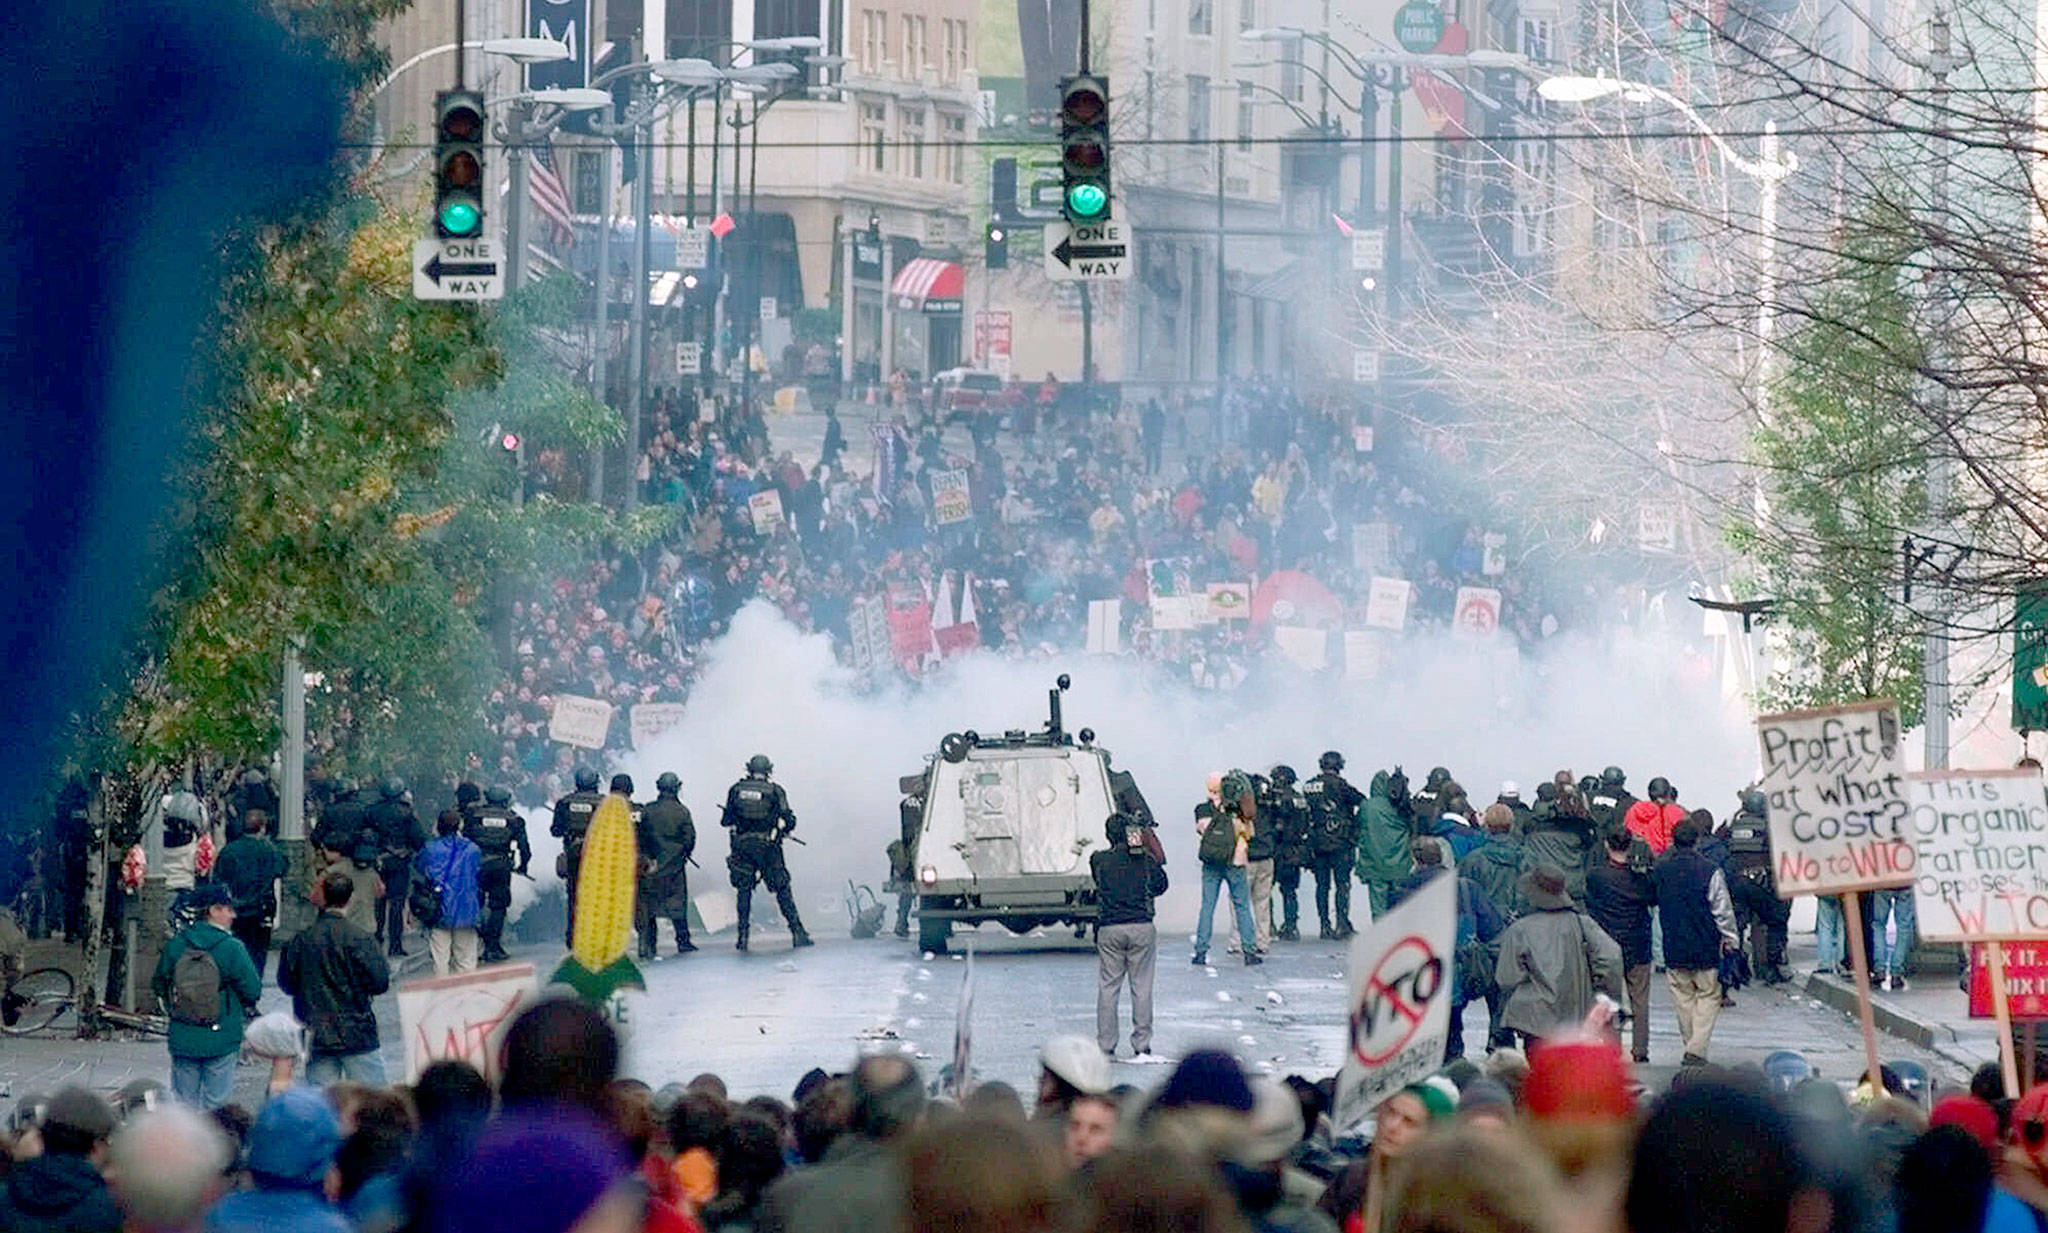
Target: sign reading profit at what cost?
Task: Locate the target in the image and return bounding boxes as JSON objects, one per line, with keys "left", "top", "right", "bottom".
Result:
{"left": 1909, "top": 770, "right": 2048, "bottom": 941}
{"left": 1755, "top": 701, "right": 1914, "bottom": 898}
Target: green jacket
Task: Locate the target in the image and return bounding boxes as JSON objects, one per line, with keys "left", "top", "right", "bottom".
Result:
{"left": 150, "top": 922, "right": 263, "bottom": 1059}
{"left": 1354, "top": 771, "right": 1415, "bottom": 884}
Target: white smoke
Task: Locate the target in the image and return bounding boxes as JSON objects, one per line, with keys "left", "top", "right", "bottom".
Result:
{"left": 611, "top": 601, "right": 1755, "bottom": 932}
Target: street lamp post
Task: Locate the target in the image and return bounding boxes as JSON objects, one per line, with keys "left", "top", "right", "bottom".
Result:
{"left": 496, "top": 88, "right": 610, "bottom": 293}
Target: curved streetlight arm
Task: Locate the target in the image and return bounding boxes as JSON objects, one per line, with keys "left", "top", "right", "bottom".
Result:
{"left": 1551, "top": 76, "right": 1797, "bottom": 181}
{"left": 1232, "top": 73, "right": 1340, "bottom": 132}
{"left": 1235, "top": 56, "right": 1354, "bottom": 122}
{"left": 370, "top": 39, "right": 570, "bottom": 99}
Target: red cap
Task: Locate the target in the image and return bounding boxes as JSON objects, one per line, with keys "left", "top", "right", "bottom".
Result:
{"left": 2014, "top": 1084, "right": 2048, "bottom": 1133}
{"left": 1524, "top": 1039, "right": 1636, "bottom": 1121}
{"left": 1931, "top": 1095, "right": 2001, "bottom": 1156}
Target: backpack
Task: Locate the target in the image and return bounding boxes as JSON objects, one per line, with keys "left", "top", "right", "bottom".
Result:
{"left": 1197, "top": 807, "right": 1238, "bottom": 866}
{"left": 409, "top": 844, "right": 455, "bottom": 929}
{"left": 169, "top": 936, "right": 224, "bottom": 1027}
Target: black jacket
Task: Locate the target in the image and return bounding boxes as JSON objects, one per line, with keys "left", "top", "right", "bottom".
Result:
{"left": 1090, "top": 847, "right": 1168, "bottom": 927}
{"left": 0, "top": 1153, "right": 121, "bottom": 1233}
{"left": 1654, "top": 847, "right": 1732, "bottom": 971}
{"left": 214, "top": 835, "right": 288, "bottom": 917}
{"left": 278, "top": 909, "right": 391, "bottom": 1056}
{"left": 1586, "top": 857, "right": 1657, "bottom": 968}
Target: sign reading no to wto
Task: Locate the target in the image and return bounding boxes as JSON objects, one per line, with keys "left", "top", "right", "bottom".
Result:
{"left": 1333, "top": 873, "right": 1454, "bottom": 1130}
{"left": 1755, "top": 700, "right": 1915, "bottom": 898}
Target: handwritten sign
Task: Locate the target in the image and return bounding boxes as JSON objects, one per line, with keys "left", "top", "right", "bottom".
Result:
{"left": 1364, "top": 577, "right": 1411, "bottom": 632}
{"left": 1207, "top": 583, "right": 1251, "bottom": 621}
{"left": 1969, "top": 942, "right": 2048, "bottom": 1018}
{"left": 1452, "top": 587, "right": 1501, "bottom": 640}
{"left": 1756, "top": 701, "right": 1914, "bottom": 898}
{"left": 1334, "top": 873, "right": 1454, "bottom": 1129}
{"left": 396, "top": 963, "right": 537, "bottom": 1084}
{"left": 1273, "top": 625, "right": 1328, "bottom": 671}
{"left": 748, "top": 489, "right": 785, "bottom": 535}
{"left": 550, "top": 695, "right": 614, "bottom": 750}
{"left": 1352, "top": 523, "right": 1394, "bottom": 572}
{"left": 629, "top": 703, "right": 688, "bottom": 750}
{"left": 931, "top": 469, "right": 972, "bottom": 524}
{"left": 1910, "top": 770, "right": 2048, "bottom": 941}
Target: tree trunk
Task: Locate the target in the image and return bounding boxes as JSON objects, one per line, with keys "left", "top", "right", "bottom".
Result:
{"left": 77, "top": 773, "right": 108, "bottom": 1039}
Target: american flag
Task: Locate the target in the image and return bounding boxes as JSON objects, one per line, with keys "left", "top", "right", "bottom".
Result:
{"left": 529, "top": 145, "right": 576, "bottom": 249}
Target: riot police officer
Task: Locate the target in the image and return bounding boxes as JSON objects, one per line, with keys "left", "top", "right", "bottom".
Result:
{"left": 721, "top": 755, "right": 813, "bottom": 951}
{"left": 367, "top": 778, "right": 426, "bottom": 956}
{"left": 889, "top": 771, "right": 927, "bottom": 939}
{"left": 551, "top": 768, "right": 604, "bottom": 948}
{"left": 1261, "top": 766, "right": 1311, "bottom": 941}
{"left": 1725, "top": 788, "right": 1789, "bottom": 984}
{"left": 1525, "top": 780, "right": 1597, "bottom": 903}
{"left": 638, "top": 772, "right": 697, "bottom": 959}
{"left": 1304, "top": 751, "right": 1367, "bottom": 939}
{"left": 1414, "top": 766, "right": 1453, "bottom": 818}
{"left": 311, "top": 775, "right": 365, "bottom": 857}
{"left": 465, "top": 786, "right": 530, "bottom": 963}
{"left": 1586, "top": 766, "right": 1638, "bottom": 845}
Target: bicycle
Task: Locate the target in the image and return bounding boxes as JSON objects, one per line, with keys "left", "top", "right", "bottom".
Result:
{"left": 0, "top": 966, "right": 76, "bottom": 1036}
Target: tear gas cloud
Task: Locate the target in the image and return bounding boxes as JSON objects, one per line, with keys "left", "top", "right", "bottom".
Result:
{"left": 557, "top": 601, "right": 1756, "bottom": 932}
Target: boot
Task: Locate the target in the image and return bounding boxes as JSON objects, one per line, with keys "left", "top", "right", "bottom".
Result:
{"left": 735, "top": 922, "right": 750, "bottom": 952}
{"left": 779, "top": 889, "right": 815, "bottom": 948}
{"left": 736, "top": 889, "right": 752, "bottom": 951}
{"left": 674, "top": 919, "right": 697, "bottom": 954}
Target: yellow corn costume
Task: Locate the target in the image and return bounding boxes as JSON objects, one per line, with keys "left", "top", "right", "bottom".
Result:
{"left": 552, "top": 794, "right": 646, "bottom": 1001}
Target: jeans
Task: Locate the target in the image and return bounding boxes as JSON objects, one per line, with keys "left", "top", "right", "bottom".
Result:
{"left": 1871, "top": 888, "right": 1916, "bottom": 976}
{"left": 1195, "top": 863, "right": 1258, "bottom": 959}
{"left": 1097, "top": 922, "right": 1158, "bottom": 1055}
{"left": 307, "top": 1048, "right": 387, "bottom": 1087}
{"left": 171, "top": 1052, "right": 239, "bottom": 1110}
{"left": 1816, "top": 896, "right": 1845, "bottom": 972}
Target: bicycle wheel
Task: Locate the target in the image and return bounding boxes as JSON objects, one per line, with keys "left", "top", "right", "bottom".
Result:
{"left": 2, "top": 967, "right": 75, "bottom": 1035}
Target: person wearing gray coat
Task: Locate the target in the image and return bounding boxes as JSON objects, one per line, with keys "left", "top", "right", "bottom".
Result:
{"left": 1494, "top": 863, "right": 1625, "bottom": 1047}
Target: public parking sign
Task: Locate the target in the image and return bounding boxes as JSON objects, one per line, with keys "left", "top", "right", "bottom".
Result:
{"left": 1394, "top": 0, "right": 1447, "bottom": 52}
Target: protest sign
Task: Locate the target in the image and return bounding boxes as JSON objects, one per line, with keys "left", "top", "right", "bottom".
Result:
{"left": 931, "top": 470, "right": 972, "bottom": 524}
{"left": 1364, "top": 577, "right": 1411, "bottom": 632}
{"left": 748, "top": 489, "right": 785, "bottom": 535}
{"left": 1970, "top": 941, "right": 2048, "bottom": 1018}
{"left": 1273, "top": 625, "right": 1329, "bottom": 671}
{"left": 1333, "top": 873, "right": 1455, "bottom": 1130}
{"left": 549, "top": 695, "right": 614, "bottom": 750}
{"left": 1207, "top": 583, "right": 1251, "bottom": 621}
{"left": 1351, "top": 523, "right": 1394, "bottom": 572}
{"left": 1481, "top": 532, "right": 1506, "bottom": 577}
{"left": 1909, "top": 770, "right": 2048, "bottom": 941}
{"left": 396, "top": 964, "right": 537, "bottom": 1085}
{"left": 1756, "top": 701, "right": 1914, "bottom": 898}
{"left": 629, "top": 703, "right": 687, "bottom": 750}
{"left": 1451, "top": 587, "right": 1501, "bottom": 640}
{"left": 1344, "top": 630, "right": 1384, "bottom": 680}
{"left": 1087, "top": 600, "right": 1122, "bottom": 654}
{"left": 1150, "top": 595, "right": 1198, "bottom": 631}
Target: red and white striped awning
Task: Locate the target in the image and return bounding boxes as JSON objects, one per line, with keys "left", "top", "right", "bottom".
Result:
{"left": 890, "top": 258, "right": 965, "bottom": 313}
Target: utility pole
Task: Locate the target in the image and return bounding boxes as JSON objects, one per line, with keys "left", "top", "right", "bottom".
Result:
{"left": 590, "top": 143, "right": 611, "bottom": 503}
{"left": 1923, "top": 9, "right": 1961, "bottom": 770}
{"left": 627, "top": 84, "right": 651, "bottom": 509}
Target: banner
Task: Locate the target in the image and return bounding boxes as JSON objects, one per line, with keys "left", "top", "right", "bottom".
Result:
{"left": 1087, "top": 600, "right": 1122, "bottom": 654}
{"left": 550, "top": 695, "right": 614, "bottom": 750}
{"left": 1273, "top": 625, "right": 1329, "bottom": 670}
{"left": 1150, "top": 595, "right": 1198, "bottom": 631}
{"left": 1451, "top": 587, "right": 1502, "bottom": 640}
{"left": 887, "top": 587, "right": 935, "bottom": 667}
{"left": 1207, "top": 583, "right": 1251, "bottom": 621}
{"left": 2016, "top": 586, "right": 2048, "bottom": 732}
{"left": 1755, "top": 701, "right": 1914, "bottom": 897}
{"left": 1969, "top": 942, "right": 2048, "bottom": 1018}
{"left": 931, "top": 469, "right": 973, "bottom": 524}
{"left": 397, "top": 963, "right": 537, "bottom": 1085}
{"left": 748, "top": 490, "right": 786, "bottom": 535}
{"left": 1910, "top": 770, "right": 2048, "bottom": 941}
{"left": 629, "top": 703, "right": 688, "bottom": 750}
{"left": 1333, "top": 873, "right": 1455, "bottom": 1130}
{"left": 1364, "top": 577, "right": 1411, "bottom": 632}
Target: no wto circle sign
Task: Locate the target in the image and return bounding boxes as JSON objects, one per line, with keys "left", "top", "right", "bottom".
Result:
{"left": 1350, "top": 934, "right": 1445, "bottom": 1065}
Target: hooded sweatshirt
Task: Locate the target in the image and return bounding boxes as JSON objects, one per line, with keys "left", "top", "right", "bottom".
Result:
{"left": 0, "top": 1152, "right": 121, "bottom": 1233}
{"left": 204, "top": 1088, "right": 350, "bottom": 1233}
{"left": 1354, "top": 772, "right": 1414, "bottom": 885}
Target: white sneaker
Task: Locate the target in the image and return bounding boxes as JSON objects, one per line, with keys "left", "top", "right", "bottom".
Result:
{"left": 1891, "top": 975, "right": 1909, "bottom": 992}
{"left": 1128, "top": 1051, "right": 1171, "bottom": 1065}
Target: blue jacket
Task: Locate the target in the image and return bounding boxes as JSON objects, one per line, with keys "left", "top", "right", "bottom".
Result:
{"left": 415, "top": 836, "right": 482, "bottom": 930}
{"left": 204, "top": 1189, "right": 350, "bottom": 1233}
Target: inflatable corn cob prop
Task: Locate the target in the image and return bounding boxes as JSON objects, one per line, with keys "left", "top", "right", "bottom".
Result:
{"left": 551, "top": 794, "right": 646, "bottom": 1001}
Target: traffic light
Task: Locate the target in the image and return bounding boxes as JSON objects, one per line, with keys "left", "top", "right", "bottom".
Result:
{"left": 986, "top": 222, "right": 1009, "bottom": 269}
{"left": 434, "top": 89, "right": 486, "bottom": 240}
{"left": 1058, "top": 74, "right": 1111, "bottom": 223}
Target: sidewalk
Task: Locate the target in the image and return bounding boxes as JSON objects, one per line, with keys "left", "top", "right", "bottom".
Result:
{"left": 1786, "top": 933, "right": 2001, "bottom": 1075}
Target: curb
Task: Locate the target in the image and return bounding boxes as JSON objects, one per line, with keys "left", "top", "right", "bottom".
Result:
{"left": 1800, "top": 971, "right": 1990, "bottom": 1075}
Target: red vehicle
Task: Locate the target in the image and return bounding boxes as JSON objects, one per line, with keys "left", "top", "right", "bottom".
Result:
{"left": 933, "top": 368, "right": 1024, "bottom": 423}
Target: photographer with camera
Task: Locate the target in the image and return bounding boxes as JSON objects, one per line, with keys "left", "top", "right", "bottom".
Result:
{"left": 1090, "top": 811, "right": 1167, "bottom": 1062}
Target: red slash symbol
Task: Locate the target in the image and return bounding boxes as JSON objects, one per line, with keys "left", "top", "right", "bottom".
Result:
{"left": 1351, "top": 935, "right": 1444, "bottom": 1066}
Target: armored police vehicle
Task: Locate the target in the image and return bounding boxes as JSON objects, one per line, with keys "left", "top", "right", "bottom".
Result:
{"left": 904, "top": 676, "right": 1143, "bottom": 953}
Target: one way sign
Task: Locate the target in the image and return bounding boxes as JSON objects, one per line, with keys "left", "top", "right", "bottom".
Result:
{"left": 413, "top": 237, "right": 504, "bottom": 301}
{"left": 1043, "top": 220, "right": 1132, "bottom": 281}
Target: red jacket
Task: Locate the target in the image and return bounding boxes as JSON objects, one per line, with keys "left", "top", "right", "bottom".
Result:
{"left": 1624, "top": 800, "right": 1686, "bottom": 855}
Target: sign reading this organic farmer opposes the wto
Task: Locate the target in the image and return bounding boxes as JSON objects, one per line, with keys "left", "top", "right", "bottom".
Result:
{"left": 1909, "top": 770, "right": 2048, "bottom": 941}
{"left": 1755, "top": 701, "right": 1915, "bottom": 898}
{"left": 1333, "top": 872, "right": 1455, "bottom": 1130}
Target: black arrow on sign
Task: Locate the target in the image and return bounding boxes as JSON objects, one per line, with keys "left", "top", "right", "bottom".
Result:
{"left": 424, "top": 253, "right": 496, "bottom": 283}
{"left": 1052, "top": 235, "right": 1127, "bottom": 267}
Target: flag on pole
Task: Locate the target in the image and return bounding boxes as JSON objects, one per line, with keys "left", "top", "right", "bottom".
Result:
{"left": 529, "top": 145, "right": 576, "bottom": 249}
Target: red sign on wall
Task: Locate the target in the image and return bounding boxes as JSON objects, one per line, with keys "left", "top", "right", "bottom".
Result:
{"left": 1968, "top": 941, "right": 2048, "bottom": 1018}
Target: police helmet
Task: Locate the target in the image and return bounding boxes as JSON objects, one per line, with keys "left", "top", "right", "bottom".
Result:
{"left": 383, "top": 777, "right": 407, "bottom": 799}
{"left": 657, "top": 772, "right": 681, "bottom": 794}
{"left": 1762, "top": 1050, "right": 1814, "bottom": 1092}
{"left": 610, "top": 773, "right": 634, "bottom": 795}
{"left": 1740, "top": 788, "right": 1767, "bottom": 815}
{"left": 456, "top": 782, "right": 481, "bottom": 808}
{"left": 1601, "top": 765, "right": 1626, "bottom": 787}
{"left": 1647, "top": 776, "right": 1675, "bottom": 802}
{"left": 574, "top": 767, "right": 600, "bottom": 792}
{"left": 1579, "top": 775, "right": 1600, "bottom": 796}
{"left": 747, "top": 754, "right": 774, "bottom": 776}
{"left": 1270, "top": 764, "right": 1296, "bottom": 786}
{"left": 1426, "top": 766, "right": 1451, "bottom": 790}
{"left": 1318, "top": 751, "right": 1344, "bottom": 773}
{"left": 484, "top": 786, "right": 513, "bottom": 807}
{"left": 1535, "top": 781, "right": 1559, "bottom": 803}
{"left": 1889, "top": 1060, "right": 1929, "bottom": 1105}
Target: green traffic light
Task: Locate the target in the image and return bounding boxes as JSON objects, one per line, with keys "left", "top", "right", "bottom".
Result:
{"left": 438, "top": 200, "right": 481, "bottom": 237}
{"left": 1066, "top": 182, "right": 1109, "bottom": 220}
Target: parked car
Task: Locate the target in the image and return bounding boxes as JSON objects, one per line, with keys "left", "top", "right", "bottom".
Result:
{"left": 933, "top": 368, "right": 1022, "bottom": 422}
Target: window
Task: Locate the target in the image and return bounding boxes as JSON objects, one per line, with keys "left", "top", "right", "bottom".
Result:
{"left": 1279, "top": 55, "right": 1302, "bottom": 101}
{"left": 941, "top": 19, "right": 963, "bottom": 83}
{"left": 1520, "top": 14, "right": 1556, "bottom": 63}
{"left": 1187, "top": 75, "right": 1211, "bottom": 142}
{"left": 862, "top": 9, "right": 887, "bottom": 71}
{"left": 942, "top": 114, "right": 966, "bottom": 183}
{"left": 1239, "top": 0, "right": 1258, "bottom": 30}
{"left": 1188, "top": 0, "right": 1213, "bottom": 35}
{"left": 898, "top": 105, "right": 927, "bottom": 177}
{"left": 903, "top": 15, "right": 927, "bottom": 78}
{"left": 664, "top": 0, "right": 732, "bottom": 58}
{"left": 1236, "top": 80, "right": 1255, "bottom": 147}
{"left": 861, "top": 102, "right": 888, "bottom": 172}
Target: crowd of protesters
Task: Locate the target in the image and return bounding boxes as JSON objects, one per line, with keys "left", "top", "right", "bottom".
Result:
{"left": 1, "top": 992, "right": 2040, "bottom": 1233}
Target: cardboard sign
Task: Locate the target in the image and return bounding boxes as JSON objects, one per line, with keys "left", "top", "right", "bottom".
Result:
{"left": 1087, "top": 600, "right": 1122, "bottom": 654}
{"left": 1273, "top": 625, "right": 1329, "bottom": 671}
{"left": 748, "top": 489, "right": 786, "bottom": 535}
{"left": 1334, "top": 873, "right": 1455, "bottom": 1130}
{"left": 1364, "top": 577, "right": 1411, "bottom": 632}
{"left": 931, "top": 469, "right": 972, "bottom": 524}
{"left": 1910, "top": 770, "right": 2048, "bottom": 941}
{"left": 629, "top": 703, "right": 688, "bottom": 750}
{"left": 550, "top": 695, "right": 614, "bottom": 750}
{"left": 1969, "top": 942, "right": 2048, "bottom": 1018}
{"left": 1352, "top": 424, "right": 1375, "bottom": 453}
{"left": 1481, "top": 532, "right": 1506, "bottom": 577}
{"left": 396, "top": 963, "right": 537, "bottom": 1085}
{"left": 1452, "top": 587, "right": 1502, "bottom": 640}
{"left": 1207, "top": 583, "right": 1251, "bottom": 621}
{"left": 1756, "top": 701, "right": 1914, "bottom": 897}
{"left": 1352, "top": 522, "right": 1394, "bottom": 572}
{"left": 1151, "top": 595, "right": 1198, "bottom": 631}
{"left": 1344, "top": 630, "right": 1384, "bottom": 680}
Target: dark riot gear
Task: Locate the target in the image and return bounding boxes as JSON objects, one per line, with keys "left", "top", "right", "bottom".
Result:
{"left": 466, "top": 795, "right": 531, "bottom": 963}
{"left": 1740, "top": 788, "right": 1767, "bottom": 815}
{"left": 1260, "top": 769, "right": 1312, "bottom": 940}
{"left": 610, "top": 773, "right": 634, "bottom": 795}
{"left": 383, "top": 777, "right": 406, "bottom": 800}
{"left": 1646, "top": 776, "right": 1675, "bottom": 802}
{"left": 574, "top": 767, "right": 600, "bottom": 793}
{"left": 484, "top": 785, "right": 512, "bottom": 807}
{"left": 657, "top": 772, "right": 681, "bottom": 794}
{"left": 722, "top": 769, "right": 809, "bottom": 950}
{"left": 1319, "top": 751, "right": 1344, "bottom": 774}
{"left": 637, "top": 787, "right": 697, "bottom": 958}
{"left": 746, "top": 754, "right": 774, "bottom": 776}
{"left": 1723, "top": 794, "right": 1788, "bottom": 982}
{"left": 551, "top": 781, "right": 605, "bottom": 947}
{"left": 1304, "top": 767, "right": 1366, "bottom": 939}
{"left": 1425, "top": 767, "right": 1451, "bottom": 792}
{"left": 1601, "top": 766, "right": 1626, "bottom": 787}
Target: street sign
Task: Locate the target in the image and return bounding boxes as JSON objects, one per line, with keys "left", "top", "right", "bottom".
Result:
{"left": 412, "top": 237, "right": 503, "bottom": 301}
{"left": 1351, "top": 229, "right": 1386, "bottom": 272}
{"left": 1394, "top": 0, "right": 1447, "bottom": 52}
{"left": 675, "top": 226, "right": 710, "bottom": 270}
{"left": 677, "top": 341, "right": 701, "bottom": 376}
{"left": 1044, "top": 219, "right": 1132, "bottom": 281}
{"left": 1352, "top": 349, "right": 1382, "bottom": 383}
{"left": 760, "top": 296, "right": 778, "bottom": 321}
